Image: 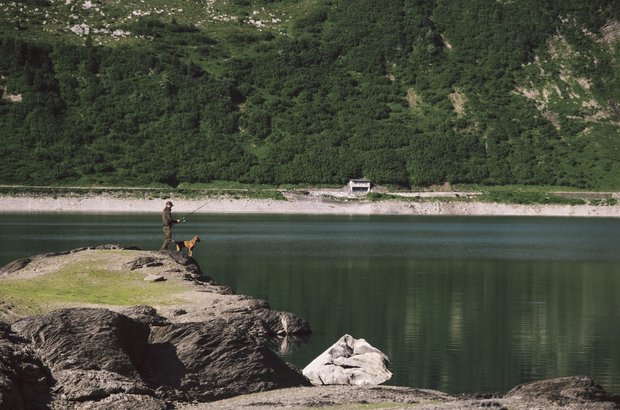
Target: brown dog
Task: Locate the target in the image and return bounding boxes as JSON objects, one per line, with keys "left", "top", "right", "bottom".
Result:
{"left": 175, "top": 236, "right": 201, "bottom": 257}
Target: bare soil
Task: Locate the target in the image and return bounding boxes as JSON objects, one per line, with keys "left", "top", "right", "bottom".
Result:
{"left": 0, "top": 191, "right": 619, "bottom": 217}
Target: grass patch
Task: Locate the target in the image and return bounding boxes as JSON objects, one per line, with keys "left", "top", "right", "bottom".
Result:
{"left": 0, "top": 184, "right": 286, "bottom": 201}
{"left": 589, "top": 198, "right": 618, "bottom": 206}
{"left": 0, "top": 258, "right": 186, "bottom": 318}
{"left": 367, "top": 192, "right": 399, "bottom": 201}
{"left": 479, "top": 190, "right": 586, "bottom": 205}
{"left": 454, "top": 184, "right": 591, "bottom": 193}
{"left": 454, "top": 185, "right": 608, "bottom": 205}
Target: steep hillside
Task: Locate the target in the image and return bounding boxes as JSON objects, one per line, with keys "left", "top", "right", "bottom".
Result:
{"left": 0, "top": 0, "right": 618, "bottom": 188}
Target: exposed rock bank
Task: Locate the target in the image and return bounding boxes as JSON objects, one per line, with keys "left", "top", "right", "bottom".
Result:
{"left": 2, "top": 247, "right": 619, "bottom": 409}
{"left": 0, "top": 245, "right": 311, "bottom": 337}
{"left": 0, "top": 246, "right": 311, "bottom": 408}
{"left": 1, "top": 192, "right": 619, "bottom": 217}
{"left": 5, "top": 307, "right": 309, "bottom": 408}
{"left": 182, "top": 377, "right": 620, "bottom": 410}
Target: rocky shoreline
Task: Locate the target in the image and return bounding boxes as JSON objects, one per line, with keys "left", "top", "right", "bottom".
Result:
{"left": 1, "top": 191, "right": 619, "bottom": 217}
{"left": 1, "top": 246, "right": 313, "bottom": 409}
{"left": 1, "top": 247, "right": 619, "bottom": 409}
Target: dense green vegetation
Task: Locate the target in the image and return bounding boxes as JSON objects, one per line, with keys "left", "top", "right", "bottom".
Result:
{"left": 0, "top": 0, "right": 618, "bottom": 188}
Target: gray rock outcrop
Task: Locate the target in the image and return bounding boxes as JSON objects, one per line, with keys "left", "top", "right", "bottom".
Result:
{"left": 302, "top": 334, "right": 392, "bottom": 386}
{"left": 0, "top": 258, "right": 32, "bottom": 276}
{"left": 12, "top": 308, "right": 152, "bottom": 403}
{"left": 146, "top": 319, "right": 309, "bottom": 402}
{"left": 0, "top": 246, "right": 312, "bottom": 341}
{"left": 2, "top": 246, "right": 620, "bottom": 409}
{"left": 6, "top": 307, "right": 310, "bottom": 408}
{"left": 504, "top": 375, "right": 620, "bottom": 407}
{"left": 0, "top": 322, "right": 52, "bottom": 409}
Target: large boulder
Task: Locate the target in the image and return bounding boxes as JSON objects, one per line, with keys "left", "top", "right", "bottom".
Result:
{"left": 302, "top": 334, "right": 392, "bottom": 386}
{"left": 256, "top": 308, "right": 311, "bottom": 337}
{"left": 0, "top": 322, "right": 52, "bottom": 410}
{"left": 504, "top": 375, "right": 620, "bottom": 407}
{"left": 145, "top": 318, "right": 311, "bottom": 402}
{"left": 2, "top": 246, "right": 314, "bottom": 408}
{"left": 7, "top": 307, "right": 310, "bottom": 407}
{"left": 11, "top": 308, "right": 153, "bottom": 402}
{"left": 215, "top": 297, "right": 311, "bottom": 339}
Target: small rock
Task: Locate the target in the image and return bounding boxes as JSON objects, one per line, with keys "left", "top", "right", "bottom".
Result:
{"left": 120, "top": 306, "right": 169, "bottom": 327}
{"left": 0, "top": 258, "right": 32, "bottom": 275}
{"left": 144, "top": 262, "right": 163, "bottom": 268}
{"left": 123, "top": 256, "right": 162, "bottom": 271}
{"left": 144, "top": 275, "right": 165, "bottom": 282}
{"left": 171, "top": 309, "right": 187, "bottom": 316}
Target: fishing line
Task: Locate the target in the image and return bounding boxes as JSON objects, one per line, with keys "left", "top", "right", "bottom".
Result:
{"left": 180, "top": 201, "right": 209, "bottom": 223}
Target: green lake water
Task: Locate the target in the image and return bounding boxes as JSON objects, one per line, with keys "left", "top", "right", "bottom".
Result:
{"left": 1, "top": 213, "right": 619, "bottom": 394}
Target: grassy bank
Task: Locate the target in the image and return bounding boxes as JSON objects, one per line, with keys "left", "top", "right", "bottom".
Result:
{"left": 369, "top": 185, "right": 618, "bottom": 206}
{"left": 0, "top": 251, "right": 186, "bottom": 322}
{"left": 466, "top": 185, "right": 618, "bottom": 206}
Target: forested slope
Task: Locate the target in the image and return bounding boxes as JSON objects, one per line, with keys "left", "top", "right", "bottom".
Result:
{"left": 0, "top": 0, "right": 618, "bottom": 188}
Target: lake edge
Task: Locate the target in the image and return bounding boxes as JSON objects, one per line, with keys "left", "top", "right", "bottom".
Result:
{"left": 1, "top": 193, "right": 619, "bottom": 217}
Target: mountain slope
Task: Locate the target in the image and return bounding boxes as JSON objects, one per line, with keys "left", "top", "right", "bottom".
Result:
{"left": 0, "top": 0, "right": 618, "bottom": 188}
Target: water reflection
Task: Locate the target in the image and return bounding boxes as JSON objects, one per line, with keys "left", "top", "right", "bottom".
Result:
{"left": 1, "top": 214, "right": 619, "bottom": 394}
{"left": 267, "top": 334, "right": 311, "bottom": 356}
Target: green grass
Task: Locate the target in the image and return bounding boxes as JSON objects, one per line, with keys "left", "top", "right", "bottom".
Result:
{"left": 454, "top": 184, "right": 592, "bottom": 193}
{"left": 454, "top": 184, "right": 618, "bottom": 205}
{"left": 367, "top": 192, "right": 399, "bottom": 201}
{"left": 0, "top": 256, "right": 186, "bottom": 319}
{"left": 479, "top": 191, "right": 586, "bottom": 205}
{"left": 590, "top": 198, "right": 618, "bottom": 206}
{"left": 0, "top": 184, "right": 287, "bottom": 201}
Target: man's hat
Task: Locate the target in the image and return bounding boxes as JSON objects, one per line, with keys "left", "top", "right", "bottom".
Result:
{"left": 166, "top": 201, "right": 173, "bottom": 206}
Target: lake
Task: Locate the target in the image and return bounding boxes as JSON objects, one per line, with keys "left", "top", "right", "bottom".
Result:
{"left": 1, "top": 213, "right": 619, "bottom": 395}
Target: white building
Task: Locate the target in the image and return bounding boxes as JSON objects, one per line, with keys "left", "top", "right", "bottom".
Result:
{"left": 348, "top": 179, "right": 371, "bottom": 194}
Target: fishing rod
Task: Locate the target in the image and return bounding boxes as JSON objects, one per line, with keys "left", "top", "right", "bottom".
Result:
{"left": 180, "top": 201, "right": 209, "bottom": 223}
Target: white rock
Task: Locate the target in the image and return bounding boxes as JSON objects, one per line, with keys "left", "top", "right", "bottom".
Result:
{"left": 302, "top": 334, "right": 392, "bottom": 386}
{"left": 70, "top": 23, "right": 90, "bottom": 35}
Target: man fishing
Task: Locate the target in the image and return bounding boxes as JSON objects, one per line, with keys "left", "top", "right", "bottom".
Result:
{"left": 160, "top": 201, "right": 181, "bottom": 251}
